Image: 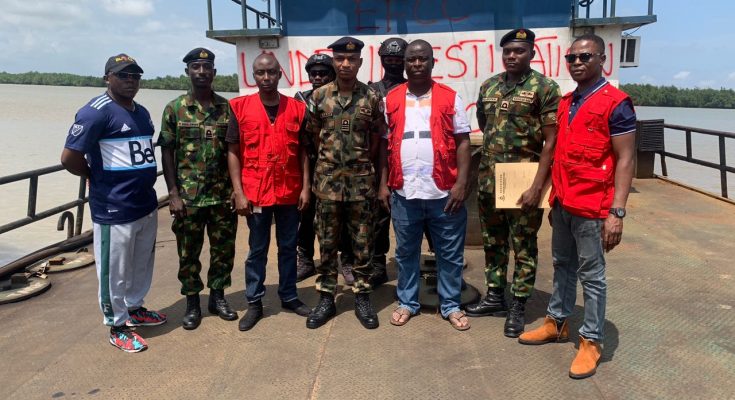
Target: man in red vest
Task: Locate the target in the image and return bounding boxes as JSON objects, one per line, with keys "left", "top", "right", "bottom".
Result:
{"left": 378, "top": 40, "right": 472, "bottom": 330}
{"left": 518, "top": 34, "right": 636, "bottom": 379}
{"left": 226, "top": 53, "right": 312, "bottom": 331}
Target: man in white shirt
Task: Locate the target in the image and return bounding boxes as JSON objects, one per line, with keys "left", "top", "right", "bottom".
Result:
{"left": 378, "top": 40, "right": 472, "bottom": 330}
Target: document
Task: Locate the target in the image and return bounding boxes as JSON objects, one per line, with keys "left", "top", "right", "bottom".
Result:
{"left": 495, "top": 162, "right": 551, "bottom": 209}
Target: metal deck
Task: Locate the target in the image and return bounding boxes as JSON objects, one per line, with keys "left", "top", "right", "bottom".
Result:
{"left": 1, "top": 178, "right": 733, "bottom": 399}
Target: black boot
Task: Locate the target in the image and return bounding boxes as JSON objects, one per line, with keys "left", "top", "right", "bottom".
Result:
{"left": 208, "top": 289, "right": 238, "bottom": 321}
{"left": 238, "top": 301, "right": 263, "bottom": 331}
{"left": 296, "top": 247, "right": 316, "bottom": 282}
{"left": 281, "top": 298, "right": 311, "bottom": 317}
{"left": 368, "top": 255, "right": 389, "bottom": 287}
{"left": 354, "top": 293, "right": 379, "bottom": 329}
{"left": 182, "top": 294, "right": 201, "bottom": 330}
{"left": 465, "top": 288, "right": 507, "bottom": 317}
{"left": 504, "top": 297, "right": 527, "bottom": 338}
{"left": 306, "top": 293, "right": 336, "bottom": 329}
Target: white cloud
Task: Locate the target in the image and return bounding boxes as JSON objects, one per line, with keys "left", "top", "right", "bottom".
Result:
{"left": 0, "top": 0, "right": 91, "bottom": 29}
{"left": 101, "top": 0, "right": 154, "bottom": 17}
{"left": 673, "top": 71, "right": 690, "bottom": 80}
{"left": 728, "top": 72, "right": 735, "bottom": 81}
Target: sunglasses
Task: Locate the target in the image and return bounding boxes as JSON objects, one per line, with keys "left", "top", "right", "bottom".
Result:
{"left": 309, "top": 70, "right": 330, "bottom": 78}
{"left": 113, "top": 72, "right": 142, "bottom": 81}
{"left": 564, "top": 52, "right": 603, "bottom": 63}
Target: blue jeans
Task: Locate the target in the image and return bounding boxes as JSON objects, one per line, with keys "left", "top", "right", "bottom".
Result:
{"left": 391, "top": 193, "right": 467, "bottom": 318}
{"left": 547, "top": 202, "right": 607, "bottom": 341}
{"left": 244, "top": 205, "right": 300, "bottom": 304}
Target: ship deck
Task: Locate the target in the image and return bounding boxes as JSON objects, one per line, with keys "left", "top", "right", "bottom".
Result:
{"left": 1, "top": 178, "right": 734, "bottom": 400}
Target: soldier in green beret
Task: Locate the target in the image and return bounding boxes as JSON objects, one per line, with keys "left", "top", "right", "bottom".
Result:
{"left": 158, "top": 47, "right": 238, "bottom": 330}
{"left": 466, "top": 29, "right": 562, "bottom": 337}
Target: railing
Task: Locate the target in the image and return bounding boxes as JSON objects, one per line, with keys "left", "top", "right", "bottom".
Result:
{"left": 207, "top": 0, "right": 282, "bottom": 31}
{"left": 658, "top": 124, "right": 735, "bottom": 199}
{"left": 574, "top": 0, "right": 654, "bottom": 19}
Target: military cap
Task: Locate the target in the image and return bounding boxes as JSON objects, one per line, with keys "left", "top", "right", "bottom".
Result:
{"left": 305, "top": 53, "right": 334, "bottom": 72}
{"left": 378, "top": 37, "right": 408, "bottom": 57}
{"left": 183, "top": 47, "right": 215, "bottom": 64}
{"left": 499, "top": 28, "right": 536, "bottom": 47}
{"left": 328, "top": 36, "right": 364, "bottom": 53}
{"left": 105, "top": 53, "right": 143, "bottom": 74}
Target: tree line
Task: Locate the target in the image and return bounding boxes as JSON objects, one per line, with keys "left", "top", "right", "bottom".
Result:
{"left": 2, "top": 72, "right": 735, "bottom": 108}
{"left": 0, "top": 71, "right": 240, "bottom": 93}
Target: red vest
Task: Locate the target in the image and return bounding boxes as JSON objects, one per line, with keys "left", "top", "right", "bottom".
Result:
{"left": 385, "top": 82, "right": 458, "bottom": 190}
{"left": 229, "top": 94, "right": 305, "bottom": 206}
{"left": 550, "top": 83, "right": 631, "bottom": 218}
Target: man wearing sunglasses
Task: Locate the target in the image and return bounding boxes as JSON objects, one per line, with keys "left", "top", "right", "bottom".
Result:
{"left": 158, "top": 48, "right": 238, "bottom": 331}
{"left": 468, "top": 28, "right": 562, "bottom": 339}
{"left": 519, "top": 34, "right": 636, "bottom": 380}
{"left": 294, "top": 53, "right": 335, "bottom": 282}
{"left": 61, "top": 54, "right": 166, "bottom": 352}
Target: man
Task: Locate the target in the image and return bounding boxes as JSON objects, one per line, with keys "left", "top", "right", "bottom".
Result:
{"left": 466, "top": 28, "right": 561, "bottom": 338}
{"left": 378, "top": 40, "right": 472, "bottom": 330}
{"left": 158, "top": 48, "right": 238, "bottom": 330}
{"left": 227, "top": 53, "right": 312, "bottom": 331}
{"left": 294, "top": 53, "right": 335, "bottom": 282}
{"left": 61, "top": 54, "right": 166, "bottom": 352}
{"left": 518, "top": 34, "right": 636, "bottom": 380}
{"left": 305, "top": 36, "right": 385, "bottom": 330}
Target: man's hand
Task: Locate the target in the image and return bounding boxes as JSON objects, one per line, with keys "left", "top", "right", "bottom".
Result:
{"left": 168, "top": 194, "right": 187, "bottom": 219}
{"left": 444, "top": 182, "right": 468, "bottom": 214}
{"left": 298, "top": 187, "right": 311, "bottom": 211}
{"left": 517, "top": 185, "right": 542, "bottom": 212}
{"left": 602, "top": 215, "right": 623, "bottom": 252}
{"left": 233, "top": 191, "right": 253, "bottom": 217}
{"left": 378, "top": 184, "right": 391, "bottom": 212}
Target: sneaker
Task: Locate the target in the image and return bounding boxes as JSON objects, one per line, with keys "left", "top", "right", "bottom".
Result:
{"left": 109, "top": 326, "right": 148, "bottom": 353}
{"left": 126, "top": 307, "right": 167, "bottom": 327}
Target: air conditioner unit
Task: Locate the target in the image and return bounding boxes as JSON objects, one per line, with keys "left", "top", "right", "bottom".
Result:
{"left": 620, "top": 36, "right": 640, "bottom": 68}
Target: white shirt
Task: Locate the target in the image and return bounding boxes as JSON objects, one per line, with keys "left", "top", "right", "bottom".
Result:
{"left": 385, "top": 88, "right": 471, "bottom": 200}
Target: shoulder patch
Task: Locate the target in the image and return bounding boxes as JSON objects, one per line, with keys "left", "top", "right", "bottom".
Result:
{"left": 70, "top": 124, "right": 84, "bottom": 136}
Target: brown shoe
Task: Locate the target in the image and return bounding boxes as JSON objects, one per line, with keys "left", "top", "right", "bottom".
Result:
{"left": 569, "top": 336, "right": 602, "bottom": 379}
{"left": 518, "top": 316, "right": 569, "bottom": 345}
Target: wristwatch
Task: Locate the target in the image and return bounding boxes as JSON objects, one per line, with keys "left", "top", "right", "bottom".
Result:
{"left": 609, "top": 207, "right": 626, "bottom": 218}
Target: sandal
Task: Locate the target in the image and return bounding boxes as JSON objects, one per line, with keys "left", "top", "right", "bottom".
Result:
{"left": 447, "top": 311, "right": 471, "bottom": 331}
{"left": 390, "top": 307, "right": 413, "bottom": 326}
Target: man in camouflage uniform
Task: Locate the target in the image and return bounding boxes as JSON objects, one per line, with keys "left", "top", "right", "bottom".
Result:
{"left": 159, "top": 48, "right": 238, "bottom": 330}
{"left": 305, "top": 36, "right": 385, "bottom": 330}
{"left": 465, "top": 29, "right": 561, "bottom": 338}
{"left": 294, "top": 53, "right": 335, "bottom": 282}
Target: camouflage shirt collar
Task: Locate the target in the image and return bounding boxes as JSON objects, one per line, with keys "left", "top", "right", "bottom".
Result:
{"left": 500, "top": 69, "right": 534, "bottom": 86}
{"left": 328, "top": 80, "right": 365, "bottom": 95}
{"left": 183, "top": 90, "right": 228, "bottom": 108}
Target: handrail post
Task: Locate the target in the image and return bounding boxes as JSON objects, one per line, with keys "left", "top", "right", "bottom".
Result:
{"left": 610, "top": 0, "right": 616, "bottom": 17}
{"left": 75, "top": 176, "right": 86, "bottom": 236}
{"left": 207, "top": 0, "right": 213, "bottom": 30}
{"left": 603, "top": 0, "right": 608, "bottom": 18}
{"left": 241, "top": 0, "right": 248, "bottom": 29}
{"left": 719, "top": 136, "right": 728, "bottom": 198}
{"left": 648, "top": 0, "right": 654, "bottom": 16}
{"left": 685, "top": 130, "right": 692, "bottom": 160}
{"left": 27, "top": 176, "right": 38, "bottom": 218}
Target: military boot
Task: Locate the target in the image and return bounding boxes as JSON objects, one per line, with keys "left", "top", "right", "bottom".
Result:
{"left": 306, "top": 293, "right": 336, "bottom": 329}
{"left": 238, "top": 301, "right": 263, "bottom": 331}
{"left": 518, "top": 316, "right": 569, "bottom": 345}
{"left": 504, "top": 296, "right": 527, "bottom": 338}
{"left": 368, "top": 254, "right": 388, "bottom": 287}
{"left": 465, "top": 288, "right": 507, "bottom": 317}
{"left": 354, "top": 293, "right": 379, "bottom": 329}
{"left": 182, "top": 294, "right": 201, "bottom": 330}
{"left": 208, "top": 289, "right": 238, "bottom": 321}
{"left": 296, "top": 246, "right": 316, "bottom": 282}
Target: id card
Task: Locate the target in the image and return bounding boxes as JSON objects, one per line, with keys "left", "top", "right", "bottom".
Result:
{"left": 252, "top": 206, "right": 262, "bottom": 213}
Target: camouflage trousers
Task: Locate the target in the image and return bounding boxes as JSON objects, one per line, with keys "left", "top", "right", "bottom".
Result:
{"left": 172, "top": 203, "right": 237, "bottom": 295}
{"left": 339, "top": 202, "right": 390, "bottom": 272}
{"left": 478, "top": 191, "right": 543, "bottom": 298}
{"left": 315, "top": 198, "right": 374, "bottom": 294}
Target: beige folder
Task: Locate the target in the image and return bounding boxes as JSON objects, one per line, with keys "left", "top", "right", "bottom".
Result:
{"left": 495, "top": 162, "right": 552, "bottom": 209}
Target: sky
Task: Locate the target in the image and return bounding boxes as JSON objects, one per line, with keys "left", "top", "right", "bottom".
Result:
{"left": 1, "top": 0, "right": 734, "bottom": 89}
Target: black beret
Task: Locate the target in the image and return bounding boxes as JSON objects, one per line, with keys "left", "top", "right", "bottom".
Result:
{"left": 378, "top": 38, "right": 408, "bottom": 57}
{"left": 305, "top": 53, "right": 334, "bottom": 72}
{"left": 183, "top": 47, "right": 215, "bottom": 64}
{"left": 105, "top": 53, "right": 143, "bottom": 74}
{"left": 328, "top": 36, "right": 364, "bottom": 53}
{"left": 499, "top": 28, "right": 536, "bottom": 47}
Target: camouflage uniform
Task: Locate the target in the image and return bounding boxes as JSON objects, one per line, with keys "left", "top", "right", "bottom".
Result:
{"left": 158, "top": 91, "right": 237, "bottom": 295}
{"left": 476, "top": 69, "right": 560, "bottom": 297}
{"left": 306, "top": 80, "right": 385, "bottom": 295}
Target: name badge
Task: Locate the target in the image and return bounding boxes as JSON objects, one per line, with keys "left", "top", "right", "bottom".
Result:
{"left": 341, "top": 119, "right": 351, "bottom": 133}
{"left": 500, "top": 101, "right": 510, "bottom": 111}
{"left": 204, "top": 125, "right": 215, "bottom": 140}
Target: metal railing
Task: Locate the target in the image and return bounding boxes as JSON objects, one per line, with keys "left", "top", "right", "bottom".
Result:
{"left": 574, "top": 0, "right": 654, "bottom": 19}
{"left": 658, "top": 124, "right": 735, "bottom": 199}
{"left": 207, "top": 0, "right": 282, "bottom": 31}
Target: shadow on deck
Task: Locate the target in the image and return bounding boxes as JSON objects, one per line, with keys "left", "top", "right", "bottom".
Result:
{"left": 1, "top": 179, "right": 733, "bottom": 399}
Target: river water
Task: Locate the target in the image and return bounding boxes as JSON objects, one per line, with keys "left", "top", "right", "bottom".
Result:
{"left": 1, "top": 84, "right": 733, "bottom": 265}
